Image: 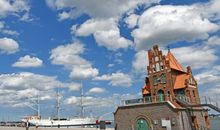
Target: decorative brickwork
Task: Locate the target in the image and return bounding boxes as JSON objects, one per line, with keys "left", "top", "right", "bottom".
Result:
{"left": 143, "top": 45, "right": 200, "bottom": 104}
{"left": 114, "top": 45, "right": 210, "bottom": 130}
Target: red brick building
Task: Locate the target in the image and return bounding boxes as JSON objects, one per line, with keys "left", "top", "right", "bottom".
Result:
{"left": 142, "top": 45, "right": 200, "bottom": 104}
{"left": 114, "top": 45, "right": 210, "bottom": 130}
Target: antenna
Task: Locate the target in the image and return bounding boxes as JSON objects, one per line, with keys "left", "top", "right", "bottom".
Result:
{"left": 80, "top": 81, "right": 84, "bottom": 118}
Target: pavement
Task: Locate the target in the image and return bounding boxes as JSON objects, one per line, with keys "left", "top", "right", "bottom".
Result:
{"left": 0, "top": 127, "right": 114, "bottom": 130}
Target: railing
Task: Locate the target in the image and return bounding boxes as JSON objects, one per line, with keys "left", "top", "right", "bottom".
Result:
{"left": 200, "top": 96, "right": 219, "bottom": 108}
{"left": 176, "top": 95, "right": 220, "bottom": 113}
{"left": 122, "top": 95, "right": 168, "bottom": 106}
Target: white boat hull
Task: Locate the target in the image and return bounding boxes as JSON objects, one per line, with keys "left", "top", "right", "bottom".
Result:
{"left": 22, "top": 117, "right": 97, "bottom": 127}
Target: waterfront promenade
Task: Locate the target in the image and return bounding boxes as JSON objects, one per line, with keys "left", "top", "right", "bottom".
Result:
{"left": 0, "top": 127, "right": 114, "bottom": 130}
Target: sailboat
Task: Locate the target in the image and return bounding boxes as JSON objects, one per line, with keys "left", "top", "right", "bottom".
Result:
{"left": 22, "top": 83, "right": 98, "bottom": 127}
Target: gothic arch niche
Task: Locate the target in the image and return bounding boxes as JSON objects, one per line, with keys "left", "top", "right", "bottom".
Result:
{"left": 157, "top": 90, "right": 165, "bottom": 102}
{"left": 134, "top": 116, "right": 152, "bottom": 130}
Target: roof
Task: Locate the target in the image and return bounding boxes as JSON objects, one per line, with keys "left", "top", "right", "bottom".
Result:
{"left": 166, "top": 51, "right": 184, "bottom": 72}
{"left": 174, "top": 74, "right": 190, "bottom": 89}
{"left": 142, "top": 84, "right": 150, "bottom": 95}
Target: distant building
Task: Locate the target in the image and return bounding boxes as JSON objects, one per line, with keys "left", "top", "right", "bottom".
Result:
{"left": 114, "top": 45, "right": 210, "bottom": 130}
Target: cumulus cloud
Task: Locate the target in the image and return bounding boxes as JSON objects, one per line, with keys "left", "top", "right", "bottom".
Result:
{"left": 50, "top": 41, "right": 99, "bottom": 80}
{"left": 132, "top": 5, "right": 219, "bottom": 50}
{"left": 171, "top": 45, "right": 218, "bottom": 69}
{"left": 2, "top": 29, "right": 19, "bottom": 36}
{"left": 0, "top": 0, "right": 30, "bottom": 18}
{"left": 46, "top": 0, "right": 160, "bottom": 19}
{"left": 12, "top": 55, "right": 43, "bottom": 68}
{"left": 207, "top": 36, "right": 220, "bottom": 46}
{"left": 46, "top": 0, "right": 161, "bottom": 51}
{"left": 0, "top": 72, "right": 65, "bottom": 107}
{"left": 68, "top": 82, "right": 81, "bottom": 91}
{"left": 64, "top": 96, "right": 114, "bottom": 107}
{"left": 0, "top": 37, "right": 19, "bottom": 54}
{"left": 87, "top": 87, "right": 106, "bottom": 94}
{"left": 94, "top": 72, "right": 132, "bottom": 87}
{"left": 132, "top": 50, "right": 148, "bottom": 73}
{"left": 124, "top": 14, "right": 139, "bottom": 28}
{"left": 70, "top": 66, "right": 99, "bottom": 80}
{"left": 195, "top": 66, "right": 220, "bottom": 104}
{"left": 74, "top": 18, "right": 133, "bottom": 51}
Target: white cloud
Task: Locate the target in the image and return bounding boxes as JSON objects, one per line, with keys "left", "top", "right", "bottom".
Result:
{"left": 171, "top": 45, "right": 218, "bottom": 69}
{"left": 70, "top": 66, "right": 99, "bottom": 80}
{"left": 58, "top": 11, "right": 70, "bottom": 21}
{"left": 124, "top": 14, "right": 139, "bottom": 28}
{"left": 0, "top": 0, "right": 30, "bottom": 18}
{"left": 74, "top": 18, "right": 133, "bottom": 51}
{"left": 107, "top": 64, "right": 114, "bottom": 68}
{"left": 194, "top": 66, "right": 220, "bottom": 104}
{"left": 87, "top": 87, "right": 106, "bottom": 94}
{"left": 94, "top": 72, "right": 132, "bottom": 87}
{"left": 132, "top": 5, "right": 219, "bottom": 50}
{"left": 50, "top": 41, "right": 86, "bottom": 68}
{"left": 46, "top": 0, "right": 160, "bottom": 19}
{"left": 2, "top": 29, "right": 19, "bottom": 36}
{"left": 64, "top": 96, "right": 114, "bottom": 107}
{"left": 202, "top": 0, "right": 220, "bottom": 21}
{"left": 46, "top": 0, "right": 161, "bottom": 51}
{"left": 207, "top": 36, "right": 220, "bottom": 46}
{"left": 68, "top": 82, "right": 81, "bottom": 91}
{"left": 132, "top": 50, "right": 148, "bottom": 73}
{"left": 0, "top": 72, "right": 65, "bottom": 107}
{"left": 0, "top": 37, "right": 19, "bottom": 54}
{"left": 50, "top": 41, "right": 99, "bottom": 80}
{"left": 12, "top": 55, "right": 43, "bottom": 68}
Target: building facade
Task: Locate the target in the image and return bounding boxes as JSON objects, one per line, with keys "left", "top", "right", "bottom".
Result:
{"left": 114, "top": 45, "right": 210, "bottom": 130}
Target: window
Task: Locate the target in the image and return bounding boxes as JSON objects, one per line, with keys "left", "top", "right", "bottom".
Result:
{"left": 192, "top": 90, "right": 196, "bottom": 97}
{"left": 161, "top": 74, "right": 166, "bottom": 83}
{"left": 156, "top": 63, "right": 160, "bottom": 72}
{"left": 153, "top": 76, "right": 158, "bottom": 85}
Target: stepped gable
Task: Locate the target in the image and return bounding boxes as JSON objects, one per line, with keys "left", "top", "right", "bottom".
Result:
{"left": 142, "top": 45, "right": 200, "bottom": 105}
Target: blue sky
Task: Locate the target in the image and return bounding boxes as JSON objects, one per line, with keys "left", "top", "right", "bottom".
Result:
{"left": 0, "top": 0, "right": 220, "bottom": 121}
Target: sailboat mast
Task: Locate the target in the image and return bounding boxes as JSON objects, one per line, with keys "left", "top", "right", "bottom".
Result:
{"left": 56, "top": 87, "right": 60, "bottom": 120}
{"left": 80, "top": 81, "right": 84, "bottom": 118}
{"left": 37, "top": 94, "right": 40, "bottom": 118}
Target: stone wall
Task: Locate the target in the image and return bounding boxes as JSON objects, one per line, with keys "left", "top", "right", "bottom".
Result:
{"left": 114, "top": 102, "right": 209, "bottom": 130}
